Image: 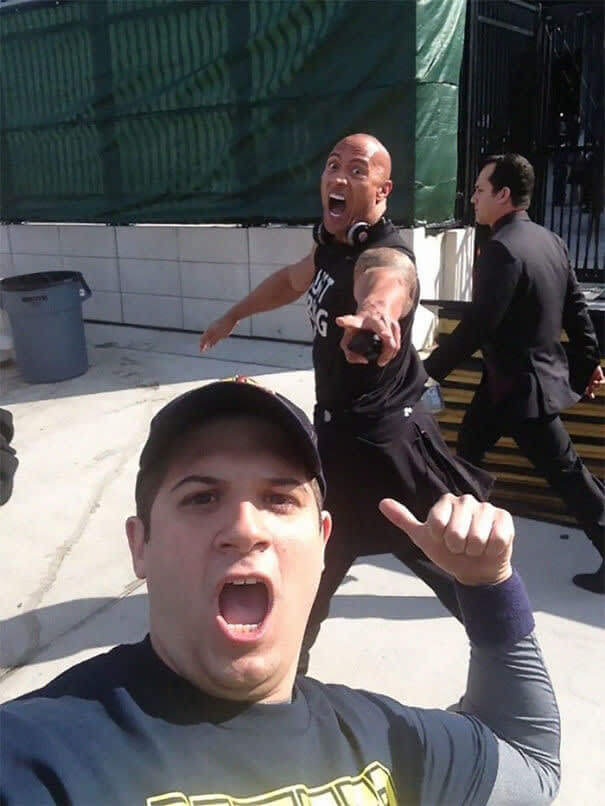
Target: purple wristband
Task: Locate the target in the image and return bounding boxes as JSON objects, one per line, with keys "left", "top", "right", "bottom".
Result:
{"left": 455, "top": 569, "right": 535, "bottom": 647}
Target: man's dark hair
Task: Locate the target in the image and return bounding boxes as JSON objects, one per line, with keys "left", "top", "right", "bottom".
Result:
{"left": 480, "top": 153, "right": 535, "bottom": 209}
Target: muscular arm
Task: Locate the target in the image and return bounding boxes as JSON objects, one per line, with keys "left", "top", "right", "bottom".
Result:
{"left": 234, "top": 250, "right": 315, "bottom": 319}
{"left": 336, "top": 247, "right": 417, "bottom": 366}
{"left": 353, "top": 247, "right": 417, "bottom": 321}
{"left": 200, "top": 250, "right": 315, "bottom": 350}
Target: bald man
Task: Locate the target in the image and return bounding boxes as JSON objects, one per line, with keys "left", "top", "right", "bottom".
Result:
{"left": 200, "top": 134, "right": 492, "bottom": 671}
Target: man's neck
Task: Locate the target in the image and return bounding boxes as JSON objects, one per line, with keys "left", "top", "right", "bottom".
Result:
{"left": 491, "top": 206, "right": 524, "bottom": 230}
{"left": 333, "top": 208, "right": 387, "bottom": 243}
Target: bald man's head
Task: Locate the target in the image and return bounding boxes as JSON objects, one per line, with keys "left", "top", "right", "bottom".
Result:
{"left": 334, "top": 134, "right": 392, "bottom": 180}
{"left": 320, "top": 133, "right": 393, "bottom": 242}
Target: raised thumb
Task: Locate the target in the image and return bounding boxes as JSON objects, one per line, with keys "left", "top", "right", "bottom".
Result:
{"left": 379, "top": 498, "right": 425, "bottom": 545}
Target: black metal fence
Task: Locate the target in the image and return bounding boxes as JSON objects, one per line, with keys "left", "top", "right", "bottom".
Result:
{"left": 537, "top": 3, "right": 604, "bottom": 278}
{"left": 457, "top": 0, "right": 604, "bottom": 277}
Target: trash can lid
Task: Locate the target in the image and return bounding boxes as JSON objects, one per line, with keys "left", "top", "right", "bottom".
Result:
{"left": 0, "top": 271, "right": 81, "bottom": 293}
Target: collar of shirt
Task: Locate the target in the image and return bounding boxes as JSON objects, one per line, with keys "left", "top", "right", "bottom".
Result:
{"left": 492, "top": 209, "right": 530, "bottom": 233}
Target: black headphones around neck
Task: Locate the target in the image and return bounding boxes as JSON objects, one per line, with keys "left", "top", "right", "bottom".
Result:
{"left": 312, "top": 217, "right": 388, "bottom": 248}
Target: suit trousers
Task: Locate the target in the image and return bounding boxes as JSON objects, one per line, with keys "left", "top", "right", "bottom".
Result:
{"left": 457, "top": 384, "right": 605, "bottom": 558}
{"left": 297, "top": 403, "right": 494, "bottom": 674}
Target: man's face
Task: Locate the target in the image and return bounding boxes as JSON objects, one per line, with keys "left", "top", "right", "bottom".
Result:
{"left": 126, "top": 416, "right": 331, "bottom": 704}
{"left": 320, "top": 135, "right": 392, "bottom": 241}
{"left": 471, "top": 163, "right": 506, "bottom": 227}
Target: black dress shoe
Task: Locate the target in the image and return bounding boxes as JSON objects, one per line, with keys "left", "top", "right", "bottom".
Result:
{"left": 572, "top": 560, "right": 605, "bottom": 594}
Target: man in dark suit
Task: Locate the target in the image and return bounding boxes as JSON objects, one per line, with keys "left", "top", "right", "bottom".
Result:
{"left": 424, "top": 153, "right": 604, "bottom": 594}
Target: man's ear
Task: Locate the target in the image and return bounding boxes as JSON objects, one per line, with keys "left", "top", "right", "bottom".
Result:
{"left": 497, "top": 185, "right": 512, "bottom": 204}
{"left": 126, "top": 516, "right": 148, "bottom": 579}
{"left": 377, "top": 179, "right": 393, "bottom": 201}
{"left": 320, "top": 510, "right": 332, "bottom": 566}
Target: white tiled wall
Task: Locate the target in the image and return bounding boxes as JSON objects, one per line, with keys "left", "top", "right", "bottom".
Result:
{"left": 183, "top": 297, "right": 251, "bottom": 336}
{"left": 0, "top": 227, "right": 10, "bottom": 254}
{"left": 63, "top": 256, "right": 120, "bottom": 292}
{"left": 178, "top": 226, "right": 248, "bottom": 263}
{"left": 180, "top": 262, "right": 250, "bottom": 301}
{"left": 122, "top": 292, "right": 183, "bottom": 329}
{"left": 119, "top": 259, "right": 181, "bottom": 296}
{"left": 0, "top": 223, "right": 472, "bottom": 345}
{"left": 83, "top": 290, "right": 122, "bottom": 322}
{"left": 60, "top": 223, "right": 116, "bottom": 258}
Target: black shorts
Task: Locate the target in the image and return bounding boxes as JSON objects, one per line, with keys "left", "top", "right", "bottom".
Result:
{"left": 314, "top": 401, "right": 494, "bottom": 554}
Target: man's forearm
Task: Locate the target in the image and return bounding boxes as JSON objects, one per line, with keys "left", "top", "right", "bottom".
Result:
{"left": 354, "top": 265, "right": 414, "bottom": 322}
{"left": 228, "top": 267, "right": 305, "bottom": 323}
{"left": 423, "top": 316, "right": 481, "bottom": 383}
{"left": 563, "top": 269, "right": 601, "bottom": 368}
{"left": 456, "top": 573, "right": 561, "bottom": 804}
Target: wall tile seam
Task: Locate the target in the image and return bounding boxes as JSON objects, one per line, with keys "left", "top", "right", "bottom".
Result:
{"left": 113, "top": 226, "right": 125, "bottom": 323}
{"left": 117, "top": 257, "right": 181, "bottom": 263}
{"left": 180, "top": 295, "right": 307, "bottom": 307}
{"left": 121, "top": 291, "right": 185, "bottom": 300}
{"left": 10, "top": 251, "right": 64, "bottom": 259}
{"left": 62, "top": 256, "right": 119, "bottom": 262}
{"left": 179, "top": 259, "right": 252, "bottom": 267}
{"left": 55, "top": 228, "right": 66, "bottom": 270}
{"left": 246, "top": 228, "right": 252, "bottom": 298}
{"left": 175, "top": 224, "right": 186, "bottom": 331}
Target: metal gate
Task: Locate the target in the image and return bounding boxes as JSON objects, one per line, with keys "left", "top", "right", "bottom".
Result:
{"left": 456, "top": 1, "right": 540, "bottom": 224}
{"left": 535, "top": 3, "right": 604, "bottom": 278}
{"left": 457, "top": 1, "right": 603, "bottom": 277}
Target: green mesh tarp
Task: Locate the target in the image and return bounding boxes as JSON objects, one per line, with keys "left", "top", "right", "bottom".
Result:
{"left": 0, "top": 0, "right": 466, "bottom": 225}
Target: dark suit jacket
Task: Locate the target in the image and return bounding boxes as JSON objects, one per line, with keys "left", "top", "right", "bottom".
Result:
{"left": 424, "top": 211, "right": 601, "bottom": 419}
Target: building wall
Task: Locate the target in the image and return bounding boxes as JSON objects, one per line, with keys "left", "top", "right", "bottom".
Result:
{"left": 0, "top": 223, "right": 474, "bottom": 350}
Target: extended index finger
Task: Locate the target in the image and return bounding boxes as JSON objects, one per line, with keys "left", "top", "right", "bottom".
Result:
{"left": 335, "top": 315, "right": 364, "bottom": 331}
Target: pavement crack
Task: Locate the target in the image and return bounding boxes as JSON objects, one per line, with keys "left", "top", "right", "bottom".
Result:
{"left": 14, "top": 400, "right": 155, "bottom": 660}
{"left": 0, "top": 579, "right": 146, "bottom": 681}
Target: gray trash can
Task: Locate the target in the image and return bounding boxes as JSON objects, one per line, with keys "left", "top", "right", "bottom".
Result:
{"left": 0, "top": 271, "right": 92, "bottom": 383}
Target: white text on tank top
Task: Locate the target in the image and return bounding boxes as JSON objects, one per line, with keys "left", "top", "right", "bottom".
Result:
{"left": 306, "top": 268, "right": 335, "bottom": 337}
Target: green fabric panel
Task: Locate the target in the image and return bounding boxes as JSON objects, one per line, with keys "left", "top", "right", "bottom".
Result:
{"left": 1, "top": 0, "right": 463, "bottom": 225}
{"left": 415, "top": 0, "right": 466, "bottom": 224}
{"left": 414, "top": 84, "right": 460, "bottom": 224}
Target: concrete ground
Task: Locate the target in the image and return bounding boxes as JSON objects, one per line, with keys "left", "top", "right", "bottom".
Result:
{"left": 1, "top": 322, "right": 603, "bottom": 804}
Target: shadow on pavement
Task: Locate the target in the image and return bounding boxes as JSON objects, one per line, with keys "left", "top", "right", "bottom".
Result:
{"left": 3, "top": 527, "right": 602, "bottom": 671}
{"left": 363, "top": 532, "right": 604, "bottom": 630}
{"left": 1, "top": 588, "right": 447, "bottom": 671}
{"left": 1, "top": 595, "right": 149, "bottom": 669}
{"left": 2, "top": 323, "right": 313, "bottom": 406}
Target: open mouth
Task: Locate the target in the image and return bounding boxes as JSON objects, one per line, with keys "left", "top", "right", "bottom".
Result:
{"left": 218, "top": 577, "right": 270, "bottom": 637}
{"left": 328, "top": 193, "right": 346, "bottom": 216}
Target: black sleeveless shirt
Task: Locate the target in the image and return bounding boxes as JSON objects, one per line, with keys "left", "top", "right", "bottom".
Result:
{"left": 306, "top": 220, "right": 427, "bottom": 416}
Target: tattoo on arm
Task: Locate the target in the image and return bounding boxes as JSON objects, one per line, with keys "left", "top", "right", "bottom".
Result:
{"left": 354, "top": 248, "right": 417, "bottom": 303}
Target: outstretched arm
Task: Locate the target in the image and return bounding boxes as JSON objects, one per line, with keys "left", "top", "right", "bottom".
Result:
{"left": 381, "top": 495, "right": 560, "bottom": 804}
{"left": 335, "top": 247, "right": 417, "bottom": 367}
{"left": 200, "top": 249, "right": 315, "bottom": 351}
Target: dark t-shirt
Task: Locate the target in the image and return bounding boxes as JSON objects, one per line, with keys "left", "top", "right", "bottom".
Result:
{"left": 305, "top": 220, "right": 427, "bottom": 415}
{"left": 0, "top": 636, "right": 498, "bottom": 805}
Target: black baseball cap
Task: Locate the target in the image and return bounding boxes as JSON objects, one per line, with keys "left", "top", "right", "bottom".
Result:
{"left": 137, "top": 377, "right": 326, "bottom": 498}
